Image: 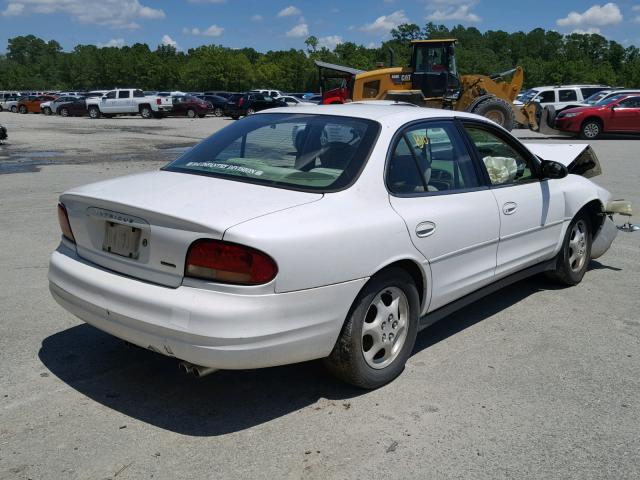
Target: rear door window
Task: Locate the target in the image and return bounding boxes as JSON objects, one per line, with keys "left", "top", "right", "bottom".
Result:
{"left": 118, "top": 90, "right": 131, "bottom": 99}
{"left": 538, "top": 91, "right": 556, "bottom": 103}
{"left": 559, "top": 89, "right": 577, "bottom": 102}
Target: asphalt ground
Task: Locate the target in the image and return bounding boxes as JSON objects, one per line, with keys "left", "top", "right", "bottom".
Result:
{"left": 0, "top": 112, "right": 638, "bottom": 479}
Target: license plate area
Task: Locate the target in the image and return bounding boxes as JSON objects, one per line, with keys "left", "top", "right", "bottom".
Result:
{"left": 102, "top": 222, "right": 142, "bottom": 259}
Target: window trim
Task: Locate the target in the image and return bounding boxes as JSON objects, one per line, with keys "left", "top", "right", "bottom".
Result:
{"left": 456, "top": 118, "right": 543, "bottom": 189}
{"left": 384, "top": 118, "right": 490, "bottom": 198}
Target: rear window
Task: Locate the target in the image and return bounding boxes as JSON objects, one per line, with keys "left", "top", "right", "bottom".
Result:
{"left": 165, "top": 113, "right": 380, "bottom": 192}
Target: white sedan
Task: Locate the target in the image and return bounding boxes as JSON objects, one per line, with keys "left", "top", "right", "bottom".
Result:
{"left": 48, "top": 103, "right": 633, "bottom": 388}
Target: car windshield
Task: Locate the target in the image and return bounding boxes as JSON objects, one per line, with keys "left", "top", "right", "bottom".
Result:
{"left": 518, "top": 89, "right": 539, "bottom": 103}
{"left": 595, "top": 94, "right": 627, "bottom": 106}
{"left": 165, "top": 113, "right": 380, "bottom": 192}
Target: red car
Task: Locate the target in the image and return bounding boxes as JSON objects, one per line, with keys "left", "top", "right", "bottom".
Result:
{"left": 554, "top": 94, "right": 640, "bottom": 139}
{"left": 166, "top": 95, "right": 211, "bottom": 118}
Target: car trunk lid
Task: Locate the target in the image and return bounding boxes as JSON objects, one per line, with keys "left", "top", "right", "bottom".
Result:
{"left": 61, "top": 170, "right": 321, "bottom": 287}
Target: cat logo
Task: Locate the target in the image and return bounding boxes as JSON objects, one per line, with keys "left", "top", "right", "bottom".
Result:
{"left": 390, "top": 73, "right": 412, "bottom": 85}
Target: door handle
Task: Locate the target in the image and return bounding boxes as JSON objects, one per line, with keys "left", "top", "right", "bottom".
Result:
{"left": 503, "top": 202, "right": 518, "bottom": 215}
{"left": 416, "top": 221, "right": 436, "bottom": 238}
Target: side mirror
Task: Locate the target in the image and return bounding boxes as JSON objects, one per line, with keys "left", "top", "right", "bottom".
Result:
{"left": 541, "top": 160, "right": 568, "bottom": 179}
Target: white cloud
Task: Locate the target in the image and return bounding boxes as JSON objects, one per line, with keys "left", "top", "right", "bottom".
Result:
{"left": 1, "top": 0, "right": 165, "bottom": 28}
{"left": 572, "top": 27, "right": 602, "bottom": 34}
{"left": 99, "top": 38, "right": 126, "bottom": 47}
{"left": 278, "top": 5, "right": 301, "bottom": 17}
{"left": 286, "top": 23, "right": 308, "bottom": 37}
{"left": 556, "top": 3, "right": 622, "bottom": 27}
{"left": 360, "top": 10, "right": 408, "bottom": 34}
{"left": 182, "top": 24, "right": 224, "bottom": 37}
{"left": 250, "top": 14, "right": 263, "bottom": 21}
{"left": 1, "top": 3, "right": 24, "bottom": 16}
{"left": 318, "top": 35, "right": 343, "bottom": 50}
{"left": 161, "top": 34, "right": 179, "bottom": 49}
{"left": 426, "top": 4, "right": 481, "bottom": 23}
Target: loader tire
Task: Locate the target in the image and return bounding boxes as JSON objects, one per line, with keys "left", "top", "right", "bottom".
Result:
{"left": 471, "top": 97, "right": 515, "bottom": 131}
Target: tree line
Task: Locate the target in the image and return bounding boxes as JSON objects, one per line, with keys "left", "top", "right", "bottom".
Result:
{"left": 1, "top": 23, "right": 639, "bottom": 92}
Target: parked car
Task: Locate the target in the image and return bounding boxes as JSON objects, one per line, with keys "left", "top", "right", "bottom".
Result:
{"left": 197, "top": 95, "right": 227, "bottom": 116}
{"left": 582, "top": 89, "right": 640, "bottom": 106}
{"left": 0, "top": 96, "right": 20, "bottom": 112}
{"left": 85, "top": 89, "right": 173, "bottom": 119}
{"left": 204, "top": 91, "right": 233, "bottom": 98}
{"left": 0, "top": 124, "right": 6, "bottom": 143}
{"left": 1, "top": 91, "right": 21, "bottom": 103}
{"left": 41, "top": 95, "right": 84, "bottom": 116}
{"left": 226, "top": 93, "right": 286, "bottom": 119}
{"left": 48, "top": 103, "right": 632, "bottom": 388}
{"left": 55, "top": 98, "right": 88, "bottom": 117}
{"left": 278, "top": 95, "right": 316, "bottom": 107}
{"left": 166, "top": 95, "right": 211, "bottom": 118}
{"left": 86, "top": 90, "right": 108, "bottom": 98}
{"left": 554, "top": 94, "right": 640, "bottom": 139}
{"left": 249, "top": 89, "right": 284, "bottom": 98}
{"left": 17, "top": 94, "right": 56, "bottom": 114}
{"left": 514, "top": 85, "right": 609, "bottom": 112}
{"left": 306, "top": 95, "right": 323, "bottom": 104}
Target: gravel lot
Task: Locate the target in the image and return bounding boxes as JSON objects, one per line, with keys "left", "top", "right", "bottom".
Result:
{"left": 0, "top": 112, "right": 638, "bottom": 480}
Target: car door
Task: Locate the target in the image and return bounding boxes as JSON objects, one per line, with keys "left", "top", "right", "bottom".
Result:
{"left": 117, "top": 90, "right": 134, "bottom": 112}
{"left": 387, "top": 120, "right": 500, "bottom": 311}
{"left": 557, "top": 89, "right": 578, "bottom": 109}
{"left": 461, "top": 120, "right": 565, "bottom": 278}
{"left": 102, "top": 90, "right": 117, "bottom": 113}
{"left": 609, "top": 96, "right": 640, "bottom": 131}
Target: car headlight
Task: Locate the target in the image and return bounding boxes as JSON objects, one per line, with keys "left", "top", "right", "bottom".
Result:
{"left": 563, "top": 112, "right": 583, "bottom": 118}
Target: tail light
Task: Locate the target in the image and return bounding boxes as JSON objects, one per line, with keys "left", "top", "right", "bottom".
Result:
{"left": 57, "top": 203, "right": 75, "bottom": 243}
{"left": 156, "top": 98, "right": 161, "bottom": 105}
{"left": 238, "top": 97, "right": 245, "bottom": 107}
{"left": 185, "top": 239, "right": 277, "bottom": 285}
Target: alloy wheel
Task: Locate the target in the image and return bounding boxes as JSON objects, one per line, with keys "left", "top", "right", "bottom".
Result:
{"left": 568, "top": 219, "right": 588, "bottom": 272}
{"left": 583, "top": 122, "right": 600, "bottom": 138}
{"left": 361, "top": 287, "right": 409, "bottom": 369}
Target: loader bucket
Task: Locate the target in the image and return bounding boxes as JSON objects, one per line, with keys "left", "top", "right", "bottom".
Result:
{"left": 525, "top": 102, "right": 568, "bottom": 136}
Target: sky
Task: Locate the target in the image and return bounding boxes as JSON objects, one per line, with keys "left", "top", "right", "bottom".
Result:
{"left": 1, "top": 0, "right": 640, "bottom": 53}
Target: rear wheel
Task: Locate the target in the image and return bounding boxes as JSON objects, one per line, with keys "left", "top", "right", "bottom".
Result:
{"left": 19, "top": 105, "right": 27, "bottom": 114}
{"left": 213, "top": 107, "right": 223, "bottom": 117}
{"left": 580, "top": 119, "right": 601, "bottom": 139}
{"left": 88, "top": 106, "right": 101, "bottom": 119}
{"left": 186, "top": 108, "right": 196, "bottom": 118}
{"left": 60, "top": 107, "right": 70, "bottom": 117}
{"left": 547, "top": 213, "right": 591, "bottom": 286}
{"left": 43, "top": 107, "right": 52, "bottom": 115}
{"left": 246, "top": 107, "right": 255, "bottom": 116}
{"left": 140, "top": 105, "right": 153, "bottom": 119}
{"left": 324, "top": 268, "right": 419, "bottom": 389}
{"left": 11, "top": 105, "right": 17, "bottom": 113}
{"left": 471, "top": 97, "right": 515, "bottom": 131}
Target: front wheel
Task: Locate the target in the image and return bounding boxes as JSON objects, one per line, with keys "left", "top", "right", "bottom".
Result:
{"left": 547, "top": 213, "right": 591, "bottom": 285}
{"left": 580, "top": 119, "right": 601, "bottom": 140}
{"left": 11, "top": 106, "right": 17, "bottom": 113}
{"left": 186, "top": 108, "right": 196, "bottom": 118}
{"left": 213, "top": 107, "right": 223, "bottom": 117}
{"left": 324, "top": 268, "right": 419, "bottom": 389}
{"left": 43, "top": 107, "right": 52, "bottom": 116}
{"left": 19, "top": 105, "right": 27, "bottom": 114}
{"left": 60, "top": 107, "right": 70, "bottom": 117}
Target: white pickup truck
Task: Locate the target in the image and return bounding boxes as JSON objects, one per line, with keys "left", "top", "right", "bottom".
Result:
{"left": 85, "top": 88, "right": 173, "bottom": 119}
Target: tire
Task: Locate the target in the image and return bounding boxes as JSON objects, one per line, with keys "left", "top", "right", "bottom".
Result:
{"left": 11, "top": 106, "right": 17, "bottom": 113}
{"left": 324, "top": 267, "right": 420, "bottom": 389}
{"left": 43, "top": 107, "right": 52, "bottom": 116}
{"left": 140, "top": 105, "right": 153, "bottom": 119}
{"left": 198, "top": 113, "right": 206, "bottom": 118}
{"left": 471, "top": 97, "right": 515, "bottom": 131}
{"left": 547, "top": 213, "right": 591, "bottom": 286}
{"left": 0, "top": 105, "right": 3, "bottom": 112}
{"left": 88, "top": 106, "right": 101, "bottom": 119}
{"left": 213, "top": 107, "right": 223, "bottom": 117}
{"left": 246, "top": 107, "right": 255, "bottom": 116}
{"left": 580, "top": 119, "right": 602, "bottom": 140}
{"left": 60, "top": 108, "right": 70, "bottom": 117}
{"left": 19, "top": 105, "right": 27, "bottom": 114}
{"left": 231, "top": 115, "right": 240, "bottom": 120}
{"left": 186, "top": 109, "right": 196, "bottom": 118}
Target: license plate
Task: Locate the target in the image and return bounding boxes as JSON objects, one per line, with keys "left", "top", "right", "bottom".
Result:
{"left": 102, "top": 222, "right": 141, "bottom": 259}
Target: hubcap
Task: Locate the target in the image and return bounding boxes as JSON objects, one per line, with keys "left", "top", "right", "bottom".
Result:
{"left": 214, "top": 108, "right": 222, "bottom": 116}
{"left": 584, "top": 123, "right": 599, "bottom": 138}
{"left": 568, "top": 220, "right": 588, "bottom": 272}
{"left": 361, "top": 287, "right": 409, "bottom": 369}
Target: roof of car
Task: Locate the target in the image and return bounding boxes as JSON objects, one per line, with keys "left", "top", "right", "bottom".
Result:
{"left": 530, "top": 85, "right": 609, "bottom": 90}
{"left": 256, "top": 102, "right": 487, "bottom": 127}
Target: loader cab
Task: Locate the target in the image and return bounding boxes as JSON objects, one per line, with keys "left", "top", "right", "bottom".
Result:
{"left": 410, "top": 39, "right": 461, "bottom": 99}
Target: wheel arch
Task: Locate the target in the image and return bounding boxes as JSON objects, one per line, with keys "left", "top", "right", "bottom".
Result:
{"left": 370, "top": 258, "right": 429, "bottom": 313}
{"left": 581, "top": 115, "right": 603, "bottom": 129}
{"left": 577, "top": 198, "right": 605, "bottom": 236}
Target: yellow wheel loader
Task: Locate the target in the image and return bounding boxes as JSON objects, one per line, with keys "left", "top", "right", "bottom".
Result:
{"left": 316, "top": 38, "right": 533, "bottom": 131}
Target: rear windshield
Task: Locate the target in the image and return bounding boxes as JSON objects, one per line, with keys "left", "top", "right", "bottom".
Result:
{"left": 165, "top": 113, "right": 380, "bottom": 192}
